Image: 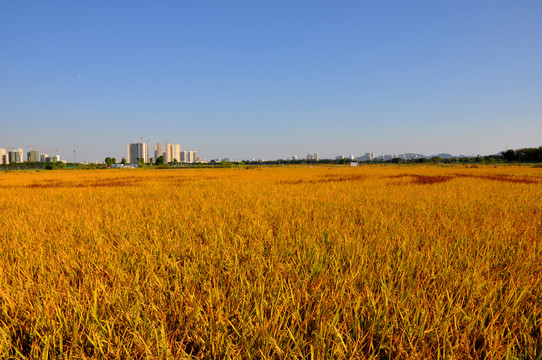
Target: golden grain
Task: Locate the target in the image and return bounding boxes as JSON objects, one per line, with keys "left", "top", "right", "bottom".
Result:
{"left": 0, "top": 165, "right": 541, "bottom": 358}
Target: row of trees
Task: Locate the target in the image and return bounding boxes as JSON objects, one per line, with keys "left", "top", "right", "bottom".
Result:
{"left": 501, "top": 147, "right": 542, "bottom": 162}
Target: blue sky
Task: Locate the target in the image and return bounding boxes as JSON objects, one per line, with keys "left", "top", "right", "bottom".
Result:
{"left": 1, "top": 1, "right": 541, "bottom": 161}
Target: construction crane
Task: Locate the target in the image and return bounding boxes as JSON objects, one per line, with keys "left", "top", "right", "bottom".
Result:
{"left": 47, "top": 149, "right": 60, "bottom": 159}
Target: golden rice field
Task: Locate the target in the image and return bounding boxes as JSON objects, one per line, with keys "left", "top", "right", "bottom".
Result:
{"left": 0, "top": 165, "right": 541, "bottom": 359}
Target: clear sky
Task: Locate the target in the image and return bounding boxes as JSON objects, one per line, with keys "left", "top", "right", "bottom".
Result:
{"left": 1, "top": 1, "right": 541, "bottom": 161}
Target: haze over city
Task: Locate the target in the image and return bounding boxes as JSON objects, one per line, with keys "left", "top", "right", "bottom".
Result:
{"left": 2, "top": 1, "right": 541, "bottom": 162}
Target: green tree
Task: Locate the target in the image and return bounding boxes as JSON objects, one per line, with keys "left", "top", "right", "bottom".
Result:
{"left": 105, "top": 157, "right": 114, "bottom": 167}
{"left": 121, "top": 158, "right": 127, "bottom": 165}
{"left": 155, "top": 156, "right": 165, "bottom": 165}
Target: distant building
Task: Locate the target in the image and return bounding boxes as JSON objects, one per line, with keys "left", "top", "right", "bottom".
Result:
{"left": 164, "top": 143, "right": 181, "bottom": 162}
{"left": 8, "top": 150, "right": 22, "bottom": 163}
{"left": 0, "top": 149, "right": 7, "bottom": 165}
{"left": 45, "top": 155, "right": 60, "bottom": 163}
{"left": 154, "top": 143, "right": 163, "bottom": 161}
{"left": 188, "top": 150, "right": 197, "bottom": 163}
{"left": 27, "top": 150, "right": 39, "bottom": 162}
{"left": 180, "top": 150, "right": 188, "bottom": 162}
{"left": 306, "top": 153, "right": 318, "bottom": 161}
{"left": 355, "top": 153, "right": 375, "bottom": 162}
{"left": 40, "top": 153, "right": 48, "bottom": 162}
{"left": 173, "top": 144, "right": 180, "bottom": 162}
{"left": 127, "top": 142, "right": 149, "bottom": 163}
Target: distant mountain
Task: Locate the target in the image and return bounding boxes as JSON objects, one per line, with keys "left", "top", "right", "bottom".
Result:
{"left": 403, "top": 153, "right": 427, "bottom": 159}
{"left": 401, "top": 153, "right": 454, "bottom": 159}
{"left": 432, "top": 153, "right": 454, "bottom": 159}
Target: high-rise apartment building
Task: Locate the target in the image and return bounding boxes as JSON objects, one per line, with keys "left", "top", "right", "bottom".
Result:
{"left": 45, "top": 155, "right": 60, "bottom": 163}
{"left": 180, "top": 150, "right": 188, "bottom": 162}
{"left": 173, "top": 144, "right": 180, "bottom": 162}
{"left": 192, "top": 151, "right": 197, "bottom": 163}
{"left": 8, "top": 150, "right": 22, "bottom": 163}
{"left": 27, "top": 150, "right": 39, "bottom": 162}
{"left": 0, "top": 149, "right": 7, "bottom": 165}
{"left": 40, "top": 153, "right": 48, "bottom": 163}
{"left": 164, "top": 143, "right": 171, "bottom": 163}
{"left": 164, "top": 143, "right": 181, "bottom": 162}
{"left": 127, "top": 142, "right": 149, "bottom": 163}
{"left": 154, "top": 143, "right": 163, "bottom": 161}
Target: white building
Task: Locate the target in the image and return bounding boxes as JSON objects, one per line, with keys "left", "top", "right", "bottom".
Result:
{"left": 154, "top": 143, "right": 163, "bottom": 161}
{"left": 0, "top": 149, "right": 7, "bottom": 165}
{"left": 188, "top": 150, "right": 197, "bottom": 163}
{"left": 127, "top": 142, "right": 149, "bottom": 164}
{"left": 173, "top": 144, "right": 181, "bottom": 162}
{"left": 164, "top": 143, "right": 181, "bottom": 162}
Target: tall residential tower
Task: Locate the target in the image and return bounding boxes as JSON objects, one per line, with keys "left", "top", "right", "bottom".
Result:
{"left": 127, "top": 142, "right": 149, "bottom": 163}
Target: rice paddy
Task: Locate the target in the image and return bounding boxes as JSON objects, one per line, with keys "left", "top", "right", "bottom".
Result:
{"left": 0, "top": 165, "right": 541, "bottom": 358}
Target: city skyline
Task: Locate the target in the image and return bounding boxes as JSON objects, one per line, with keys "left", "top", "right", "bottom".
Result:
{"left": 0, "top": 139, "right": 517, "bottom": 165}
{"left": 2, "top": 2, "right": 541, "bottom": 162}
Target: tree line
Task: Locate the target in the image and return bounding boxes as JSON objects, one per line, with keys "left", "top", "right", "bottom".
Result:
{"left": 501, "top": 146, "right": 542, "bottom": 162}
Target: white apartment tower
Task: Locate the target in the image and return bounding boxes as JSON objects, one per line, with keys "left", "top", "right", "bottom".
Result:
{"left": 164, "top": 143, "right": 181, "bottom": 162}
{"left": 173, "top": 144, "right": 180, "bottom": 162}
{"left": 0, "top": 149, "right": 7, "bottom": 165}
{"left": 154, "top": 143, "right": 163, "bottom": 161}
{"left": 187, "top": 150, "right": 197, "bottom": 163}
{"left": 17, "top": 148, "right": 24, "bottom": 163}
{"left": 127, "top": 142, "right": 149, "bottom": 164}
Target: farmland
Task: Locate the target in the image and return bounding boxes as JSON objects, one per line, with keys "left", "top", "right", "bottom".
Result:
{"left": 0, "top": 165, "right": 541, "bottom": 358}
